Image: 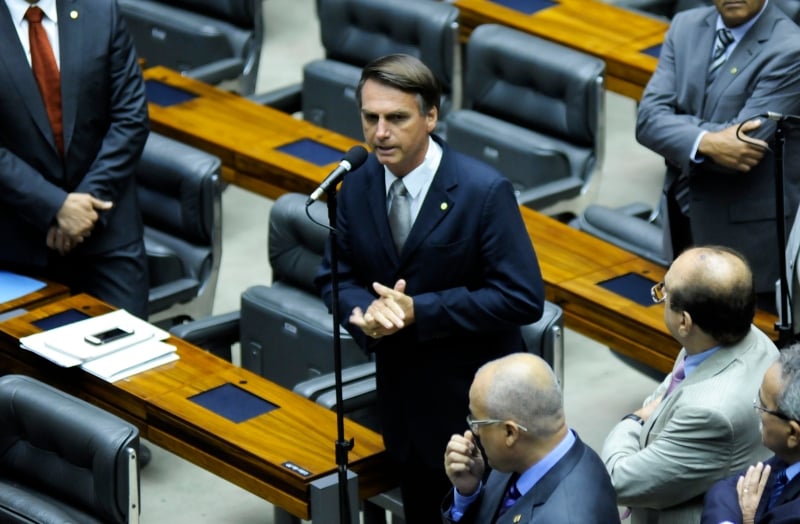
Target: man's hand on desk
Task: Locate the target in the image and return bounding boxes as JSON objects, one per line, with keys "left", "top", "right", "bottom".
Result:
{"left": 698, "top": 120, "right": 767, "bottom": 172}
{"left": 351, "top": 279, "right": 415, "bottom": 339}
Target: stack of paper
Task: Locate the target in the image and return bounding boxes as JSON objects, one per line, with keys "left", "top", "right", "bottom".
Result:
{"left": 20, "top": 309, "right": 179, "bottom": 382}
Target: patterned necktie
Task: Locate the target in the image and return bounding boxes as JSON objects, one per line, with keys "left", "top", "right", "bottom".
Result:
{"left": 26, "top": 6, "right": 63, "bottom": 156}
{"left": 497, "top": 473, "right": 521, "bottom": 520}
{"left": 708, "top": 28, "right": 734, "bottom": 81}
{"left": 388, "top": 178, "right": 411, "bottom": 253}
{"left": 665, "top": 356, "right": 686, "bottom": 397}
{"left": 768, "top": 469, "right": 788, "bottom": 510}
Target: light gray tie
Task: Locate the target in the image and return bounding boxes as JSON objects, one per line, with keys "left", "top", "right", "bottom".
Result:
{"left": 708, "top": 28, "right": 734, "bottom": 81}
{"left": 388, "top": 178, "right": 411, "bottom": 253}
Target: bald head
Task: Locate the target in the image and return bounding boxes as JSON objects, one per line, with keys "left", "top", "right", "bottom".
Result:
{"left": 472, "top": 353, "right": 564, "bottom": 439}
{"left": 666, "top": 246, "right": 755, "bottom": 344}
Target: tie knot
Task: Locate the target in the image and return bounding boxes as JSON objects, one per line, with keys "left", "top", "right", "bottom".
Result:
{"left": 25, "top": 6, "right": 44, "bottom": 23}
{"left": 716, "top": 28, "right": 734, "bottom": 48}
{"left": 390, "top": 178, "right": 407, "bottom": 198}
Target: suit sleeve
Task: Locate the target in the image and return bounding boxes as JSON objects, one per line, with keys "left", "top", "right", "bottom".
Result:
{"left": 601, "top": 404, "right": 737, "bottom": 508}
{"left": 701, "top": 476, "right": 744, "bottom": 524}
{"left": 72, "top": 2, "right": 148, "bottom": 223}
{"left": 411, "top": 176, "right": 544, "bottom": 341}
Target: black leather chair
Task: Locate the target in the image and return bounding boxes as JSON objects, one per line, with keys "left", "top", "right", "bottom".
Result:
{"left": 119, "top": 0, "right": 263, "bottom": 94}
{"left": 0, "top": 374, "right": 140, "bottom": 524}
{"left": 136, "top": 132, "right": 223, "bottom": 326}
{"left": 256, "top": 0, "right": 460, "bottom": 140}
{"left": 444, "top": 24, "right": 605, "bottom": 212}
{"left": 171, "top": 192, "right": 370, "bottom": 389}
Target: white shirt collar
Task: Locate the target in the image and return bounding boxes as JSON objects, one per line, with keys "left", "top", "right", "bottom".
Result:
{"left": 5, "top": 0, "right": 58, "bottom": 25}
{"left": 384, "top": 136, "right": 442, "bottom": 200}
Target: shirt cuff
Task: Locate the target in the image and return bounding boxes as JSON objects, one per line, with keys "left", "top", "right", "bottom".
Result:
{"left": 691, "top": 130, "right": 707, "bottom": 163}
{"left": 450, "top": 482, "right": 483, "bottom": 521}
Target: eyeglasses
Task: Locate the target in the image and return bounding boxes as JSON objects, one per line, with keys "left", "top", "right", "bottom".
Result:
{"left": 651, "top": 281, "right": 667, "bottom": 304}
{"left": 466, "top": 415, "right": 528, "bottom": 433}
{"left": 752, "top": 397, "right": 796, "bottom": 423}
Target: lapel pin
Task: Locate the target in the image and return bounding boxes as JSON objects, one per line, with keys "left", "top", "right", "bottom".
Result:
{"left": 513, "top": 515, "right": 521, "bottom": 523}
{"left": 440, "top": 202, "right": 448, "bottom": 211}
{"left": 730, "top": 67, "right": 738, "bottom": 74}
{"left": 70, "top": 10, "right": 78, "bottom": 19}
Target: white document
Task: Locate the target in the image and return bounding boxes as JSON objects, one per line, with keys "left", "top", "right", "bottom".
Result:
{"left": 81, "top": 341, "right": 179, "bottom": 383}
{"left": 20, "top": 309, "right": 170, "bottom": 367}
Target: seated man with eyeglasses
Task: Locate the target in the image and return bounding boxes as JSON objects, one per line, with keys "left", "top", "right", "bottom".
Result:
{"left": 702, "top": 343, "right": 800, "bottom": 524}
{"left": 602, "top": 245, "right": 779, "bottom": 523}
{"left": 442, "top": 352, "right": 619, "bottom": 523}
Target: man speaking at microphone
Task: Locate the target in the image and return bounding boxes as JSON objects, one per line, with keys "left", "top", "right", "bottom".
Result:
{"left": 315, "top": 54, "right": 544, "bottom": 522}
{"left": 636, "top": 0, "right": 800, "bottom": 308}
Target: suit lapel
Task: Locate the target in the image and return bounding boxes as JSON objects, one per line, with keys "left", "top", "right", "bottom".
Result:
{"left": 57, "top": 0, "right": 81, "bottom": 155}
{"left": 0, "top": 2, "right": 56, "bottom": 152}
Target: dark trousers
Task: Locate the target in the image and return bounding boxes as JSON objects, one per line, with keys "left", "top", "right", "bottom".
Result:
{"left": 665, "top": 186, "right": 693, "bottom": 259}
{"left": 396, "top": 448, "right": 453, "bottom": 524}
{"left": 45, "top": 239, "right": 149, "bottom": 319}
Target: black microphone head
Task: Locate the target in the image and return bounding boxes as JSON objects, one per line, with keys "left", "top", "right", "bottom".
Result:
{"left": 343, "top": 145, "right": 369, "bottom": 170}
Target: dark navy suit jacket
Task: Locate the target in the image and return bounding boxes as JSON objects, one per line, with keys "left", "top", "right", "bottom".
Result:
{"left": 441, "top": 435, "right": 620, "bottom": 523}
{"left": 316, "top": 136, "right": 544, "bottom": 468}
{"left": 0, "top": 0, "right": 148, "bottom": 268}
{"left": 703, "top": 456, "right": 800, "bottom": 523}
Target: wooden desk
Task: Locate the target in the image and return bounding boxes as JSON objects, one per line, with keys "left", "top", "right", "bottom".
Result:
{"left": 0, "top": 276, "right": 69, "bottom": 317}
{"left": 0, "top": 294, "right": 391, "bottom": 520}
{"left": 452, "top": 0, "right": 665, "bottom": 99}
{"left": 144, "top": 68, "right": 779, "bottom": 374}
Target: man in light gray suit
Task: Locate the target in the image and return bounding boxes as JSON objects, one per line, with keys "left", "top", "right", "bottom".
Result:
{"left": 636, "top": 0, "right": 800, "bottom": 299}
{"left": 602, "top": 245, "right": 779, "bottom": 523}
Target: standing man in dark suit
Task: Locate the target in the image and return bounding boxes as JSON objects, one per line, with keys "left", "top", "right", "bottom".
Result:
{"left": 315, "top": 54, "right": 544, "bottom": 522}
{"left": 636, "top": 0, "right": 800, "bottom": 301}
{"left": 442, "top": 353, "right": 619, "bottom": 523}
{"left": 0, "top": 0, "right": 150, "bottom": 318}
{"left": 702, "top": 343, "right": 800, "bottom": 524}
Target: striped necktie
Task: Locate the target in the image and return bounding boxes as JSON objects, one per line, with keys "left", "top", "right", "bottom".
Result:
{"left": 708, "top": 28, "right": 734, "bottom": 81}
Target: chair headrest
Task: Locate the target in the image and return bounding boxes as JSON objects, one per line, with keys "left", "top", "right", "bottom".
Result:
{"left": 318, "top": 0, "right": 458, "bottom": 92}
{"left": 464, "top": 24, "right": 605, "bottom": 145}
{"left": 269, "top": 193, "right": 331, "bottom": 294}
{"left": 0, "top": 375, "right": 138, "bottom": 523}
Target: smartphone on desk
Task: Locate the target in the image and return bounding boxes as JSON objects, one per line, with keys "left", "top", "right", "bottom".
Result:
{"left": 84, "top": 326, "right": 135, "bottom": 346}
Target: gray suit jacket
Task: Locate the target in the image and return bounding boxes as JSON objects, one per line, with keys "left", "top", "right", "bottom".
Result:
{"left": 602, "top": 326, "right": 779, "bottom": 524}
{"left": 636, "top": 3, "right": 800, "bottom": 291}
{"left": 442, "top": 435, "right": 620, "bottom": 524}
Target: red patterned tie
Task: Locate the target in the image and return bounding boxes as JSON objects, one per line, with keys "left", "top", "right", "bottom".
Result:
{"left": 26, "top": 6, "right": 64, "bottom": 156}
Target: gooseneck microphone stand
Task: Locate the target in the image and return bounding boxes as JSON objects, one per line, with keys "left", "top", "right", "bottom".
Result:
{"left": 307, "top": 189, "right": 354, "bottom": 524}
{"left": 773, "top": 117, "right": 792, "bottom": 346}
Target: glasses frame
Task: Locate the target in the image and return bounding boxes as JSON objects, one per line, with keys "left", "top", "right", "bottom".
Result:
{"left": 752, "top": 397, "right": 797, "bottom": 423}
{"left": 466, "top": 415, "right": 528, "bottom": 433}
{"left": 651, "top": 281, "right": 667, "bottom": 304}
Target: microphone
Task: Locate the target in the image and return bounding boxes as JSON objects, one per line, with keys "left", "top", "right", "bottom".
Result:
{"left": 306, "top": 145, "right": 369, "bottom": 205}
{"left": 763, "top": 112, "right": 800, "bottom": 122}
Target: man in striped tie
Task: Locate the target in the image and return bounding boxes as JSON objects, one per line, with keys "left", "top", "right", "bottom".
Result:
{"left": 702, "top": 343, "right": 800, "bottom": 524}
{"left": 635, "top": 0, "right": 800, "bottom": 310}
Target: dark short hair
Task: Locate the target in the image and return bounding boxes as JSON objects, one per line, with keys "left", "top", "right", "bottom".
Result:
{"left": 355, "top": 54, "right": 441, "bottom": 115}
{"left": 669, "top": 246, "right": 755, "bottom": 345}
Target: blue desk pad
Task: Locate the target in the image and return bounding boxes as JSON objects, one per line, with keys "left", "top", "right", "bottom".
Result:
{"left": 145, "top": 79, "right": 199, "bottom": 107}
{"left": 189, "top": 383, "right": 279, "bottom": 423}
{"left": 488, "top": 0, "right": 557, "bottom": 15}
{"left": 597, "top": 272, "right": 659, "bottom": 307}
{"left": 276, "top": 138, "right": 346, "bottom": 166}
{"left": 32, "top": 309, "right": 91, "bottom": 331}
{"left": 642, "top": 44, "right": 662, "bottom": 58}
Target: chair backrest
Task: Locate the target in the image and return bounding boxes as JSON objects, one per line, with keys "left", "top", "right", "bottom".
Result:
{"left": 521, "top": 301, "right": 565, "bottom": 388}
{"left": 119, "top": 0, "right": 263, "bottom": 94}
{"left": 445, "top": 24, "right": 605, "bottom": 211}
{"left": 302, "top": 0, "right": 460, "bottom": 139}
{"left": 136, "top": 132, "right": 223, "bottom": 323}
{"left": 0, "top": 375, "right": 139, "bottom": 524}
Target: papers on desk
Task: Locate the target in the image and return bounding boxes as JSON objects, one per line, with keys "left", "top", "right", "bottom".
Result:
{"left": 19, "top": 309, "right": 178, "bottom": 382}
{"left": 0, "top": 271, "right": 46, "bottom": 303}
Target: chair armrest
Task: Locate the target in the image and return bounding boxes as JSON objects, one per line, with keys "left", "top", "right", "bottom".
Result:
{"left": 247, "top": 83, "right": 302, "bottom": 113}
{"left": 516, "top": 177, "right": 585, "bottom": 210}
{"left": 149, "top": 278, "right": 200, "bottom": 315}
{"left": 169, "top": 311, "right": 240, "bottom": 361}
{"left": 184, "top": 58, "right": 245, "bottom": 86}
{"left": 292, "top": 361, "right": 376, "bottom": 401}
{"left": 576, "top": 205, "right": 669, "bottom": 267}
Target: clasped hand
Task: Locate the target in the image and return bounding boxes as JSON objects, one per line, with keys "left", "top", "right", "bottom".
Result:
{"left": 47, "top": 193, "right": 112, "bottom": 255}
{"left": 699, "top": 119, "right": 768, "bottom": 172}
{"left": 350, "top": 279, "right": 414, "bottom": 339}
